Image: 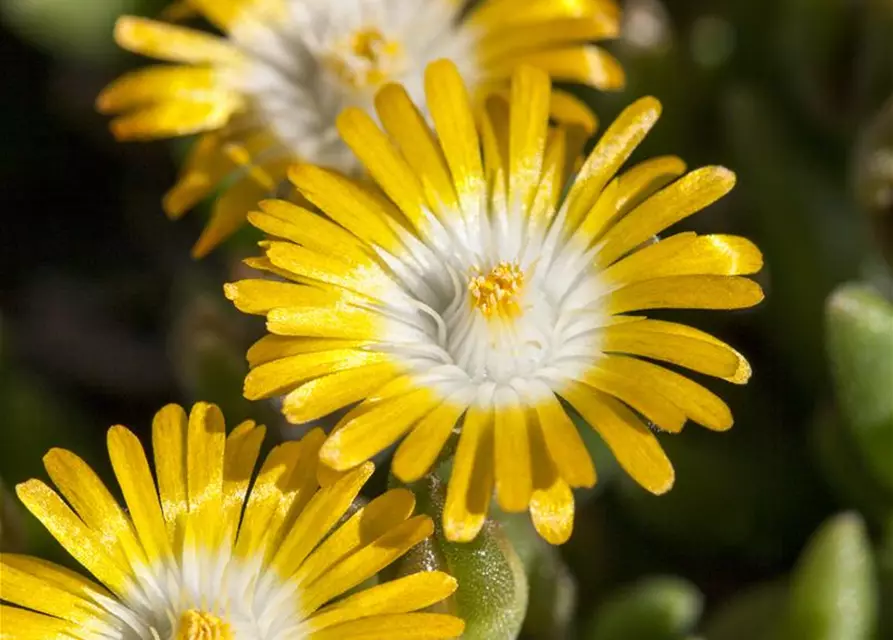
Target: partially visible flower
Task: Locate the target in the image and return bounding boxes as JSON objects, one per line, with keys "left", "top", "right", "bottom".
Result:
{"left": 0, "top": 402, "right": 463, "bottom": 638}
{"left": 226, "top": 61, "right": 764, "bottom": 545}
{"left": 98, "top": 0, "right": 622, "bottom": 257}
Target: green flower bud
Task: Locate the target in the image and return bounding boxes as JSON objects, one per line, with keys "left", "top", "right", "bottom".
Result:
{"left": 782, "top": 513, "right": 878, "bottom": 640}
{"left": 826, "top": 284, "right": 893, "bottom": 494}
{"left": 396, "top": 475, "right": 528, "bottom": 640}
{"left": 499, "top": 512, "right": 577, "bottom": 639}
{"left": 585, "top": 576, "right": 703, "bottom": 640}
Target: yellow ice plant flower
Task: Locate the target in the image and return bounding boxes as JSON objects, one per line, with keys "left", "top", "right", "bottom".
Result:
{"left": 225, "top": 61, "right": 764, "bottom": 545}
{"left": 0, "top": 403, "right": 464, "bottom": 639}
{"left": 97, "top": 0, "right": 622, "bottom": 257}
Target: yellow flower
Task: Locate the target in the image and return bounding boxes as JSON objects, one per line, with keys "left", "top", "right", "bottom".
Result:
{"left": 97, "top": 0, "right": 622, "bottom": 257}
{"left": 0, "top": 403, "right": 464, "bottom": 639}
{"left": 225, "top": 61, "right": 765, "bottom": 545}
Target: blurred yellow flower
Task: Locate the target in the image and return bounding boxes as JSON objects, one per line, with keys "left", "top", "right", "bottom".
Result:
{"left": 226, "top": 61, "right": 764, "bottom": 545}
{"left": 0, "top": 402, "right": 464, "bottom": 638}
{"left": 98, "top": 0, "right": 623, "bottom": 256}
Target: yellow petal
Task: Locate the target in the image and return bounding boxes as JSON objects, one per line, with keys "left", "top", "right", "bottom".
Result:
{"left": 443, "top": 404, "right": 495, "bottom": 542}
{"left": 188, "top": 0, "right": 248, "bottom": 31}
{"left": 307, "top": 613, "right": 465, "bottom": 640}
{"left": 265, "top": 305, "right": 384, "bottom": 341}
{"left": 603, "top": 233, "right": 764, "bottom": 284}
{"left": 185, "top": 403, "right": 226, "bottom": 548}
{"left": 191, "top": 174, "right": 270, "bottom": 257}
{"left": 222, "top": 421, "right": 266, "bottom": 544}
{"left": 233, "top": 441, "right": 303, "bottom": 561}
{"left": 489, "top": 46, "right": 625, "bottom": 91}
{"left": 283, "top": 362, "right": 402, "bottom": 424}
{"left": 606, "top": 275, "right": 765, "bottom": 314}
{"left": 293, "top": 488, "right": 416, "bottom": 586}
{"left": 599, "top": 319, "right": 741, "bottom": 379}
{"left": 425, "top": 60, "right": 486, "bottom": 229}
{"left": 619, "top": 319, "right": 752, "bottom": 384}
{"left": 561, "top": 383, "right": 675, "bottom": 494}
{"left": 247, "top": 335, "right": 372, "bottom": 367}
{"left": 97, "top": 65, "right": 221, "bottom": 113}
{"left": 336, "top": 108, "right": 428, "bottom": 232}
{"left": 480, "top": 16, "right": 619, "bottom": 64}
{"left": 563, "top": 97, "right": 661, "bottom": 231}
{"left": 595, "top": 166, "right": 737, "bottom": 267}
{"left": 375, "top": 83, "right": 460, "bottom": 220}
{"left": 264, "top": 241, "right": 393, "bottom": 300}
{"left": 480, "top": 94, "right": 510, "bottom": 202}
{"left": 320, "top": 388, "right": 442, "bottom": 471}
{"left": 0, "top": 605, "right": 77, "bottom": 638}
{"left": 493, "top": 388, "right": 533, "bottom": 512}
{"left": 224, "top": 280, "right": 343, "bottom": 316}
{"left": 244, "top": 350, "right": 388, "bottom": 400}
{"left": 529, "top": 476, "right": 575, "bottom": 545}
{"left": 15, "top": 480, "right": 130, "bottom": 594}
{"left": 288, "top": 164, "right": 403, "bottom": 253}
{"left": 392, "top": 391, "right": 472, "bottom": 483}
{"left": 472, "top": 0, "right": 619, "bottom": 26}
{"left": 299, "top": 515, "right": 435, "bottom": 616}
{"left": 307, "top": 571, "right": 458, "bottom": 631}
{"left": 114, "top": 16, "right": 242, "bottom": 65}
{"left": 271, "top": 462, "right": 374, "bottom": 578}
{"left": 0, "top": 556, "right": 110, "bottom": 627}
{"left": 508, "top": 66, "right": 551, "bottom": 217}
{"left": 163, "top": 132, "right": 233, "bottom": 219}
{"left": 581, "top": 367, "right": 688, "bottom": 433}
{"left": 527, "top": 128, "right": 567, "bottom": 234}
{"left": 107, "top": 426, "right": 172, "bottom": 564}
{"left": 249, "top": 200, "right": 371, "bottom": 262}
{"left": 110, "top": 95, "right": 242, "bottom": 141}
{"left": 529, "top": 382, "right": 597, "bottom": 488}
{"left": 151, "top": 404, "right": 187, "bottom": 538}
{"left": 42, "top": 448, "right": 147, "bottom": 569}
{"left": 578, "top": 156, "right": 687, "bottom": 244}
{"left": 600, "top": 355, "right": 734, "bottom": 430}
{"left": 549, "top": 88, "right": 598, "bottom": 135}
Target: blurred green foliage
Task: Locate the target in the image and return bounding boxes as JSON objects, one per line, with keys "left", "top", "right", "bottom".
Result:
{"left": 0, "top": 0, "right": 892, "bottom": 637}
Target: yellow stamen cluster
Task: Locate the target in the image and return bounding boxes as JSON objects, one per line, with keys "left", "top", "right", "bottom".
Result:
{"left": 469, "top": 261, "right": 526, "bottom": 317}
{"left": 176, "top": 610, "right": 234, "bottom": 640}
{"left": 328, "top": 28, "right": 404, "bottom": 88}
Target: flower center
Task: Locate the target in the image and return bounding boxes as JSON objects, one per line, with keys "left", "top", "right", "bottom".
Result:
{"left": 175, "top": 610, "right": 233, "bottom": 640}
{"left": 468, "top": 261, "right": 526, "bottom": 318}
{"left": 328, "top": 28, "right": 405, "bottom": 89}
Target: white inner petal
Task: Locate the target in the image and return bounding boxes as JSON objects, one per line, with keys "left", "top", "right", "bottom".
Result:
{"left": 89, "top": 554, "right": 304, "bottom": 639}
{"left": 379, "top": 203, "right": 612, "bottom": 404}
{"left": 228, "top": 0, "right": 479, "bottom": 172}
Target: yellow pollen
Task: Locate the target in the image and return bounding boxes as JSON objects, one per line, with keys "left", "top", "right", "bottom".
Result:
{"left": 469, "top": 261, "right": 526, "bottom": 318}
{"left": 175, "top": 610, "right": 233, "bottom": 640}
{"left": 328, "top": 28, "right": 404, "bottom": 88}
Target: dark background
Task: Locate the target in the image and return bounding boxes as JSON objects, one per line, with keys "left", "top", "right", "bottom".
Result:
{"left": 1, "top": 0, "right": 891, "bottom": 636}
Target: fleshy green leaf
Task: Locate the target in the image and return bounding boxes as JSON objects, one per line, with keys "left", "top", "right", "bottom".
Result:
{"left": 826, "top": 284, "right": 893, "bottom": 493}
{"left": 782, "top": 512, "right": 878, "bottom": 640}
{"left": 585, "top": 576, "right": 703, "bottom": 640}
